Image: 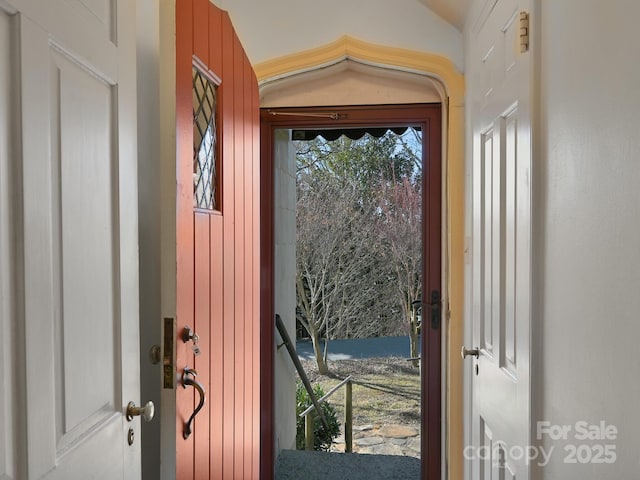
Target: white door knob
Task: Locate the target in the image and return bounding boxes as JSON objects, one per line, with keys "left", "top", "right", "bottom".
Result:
{"left": 126, "top": 401, "right": 155, "bottom": 422}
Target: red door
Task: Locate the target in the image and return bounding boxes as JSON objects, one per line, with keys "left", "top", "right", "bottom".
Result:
{"left": 176, "top": 1, "right": 260, "bottom": 478}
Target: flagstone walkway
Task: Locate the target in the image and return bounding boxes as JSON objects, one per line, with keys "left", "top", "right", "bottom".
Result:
{"left": 331, "top": 423, "right": 421, "bottom": 458}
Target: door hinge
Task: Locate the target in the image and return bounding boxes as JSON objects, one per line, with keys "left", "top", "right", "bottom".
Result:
{"left": 519, "top": 11, "right": 530, "bottom": 53}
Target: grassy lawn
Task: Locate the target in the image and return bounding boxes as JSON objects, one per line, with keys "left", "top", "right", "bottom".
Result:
{"left": 298, "top": 357, "right": 421, "bottom": 428}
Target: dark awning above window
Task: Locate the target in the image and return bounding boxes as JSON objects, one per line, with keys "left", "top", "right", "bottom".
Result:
{"left": 291, "top": 126, "right": 419, "bottom": 142}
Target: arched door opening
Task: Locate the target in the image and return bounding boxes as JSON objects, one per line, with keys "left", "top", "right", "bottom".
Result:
{"left": 256, "top": 39, "right": 465, "bottom": 479}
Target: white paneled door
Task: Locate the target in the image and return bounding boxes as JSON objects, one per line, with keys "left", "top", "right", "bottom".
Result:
{"left": 1, "top": 1, "right": 141, "bottom": 478}
{"left": 466, "top": 0, "right": 533, "bottom": 478}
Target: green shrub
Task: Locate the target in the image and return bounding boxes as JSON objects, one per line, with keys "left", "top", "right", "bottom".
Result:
{"left": 295, "top": 381, "right": 341, "bottom": 451}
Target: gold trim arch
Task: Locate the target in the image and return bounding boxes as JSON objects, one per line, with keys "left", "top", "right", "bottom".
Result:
{"left": 255, "top": 35, "right": 465, "bottom": 480}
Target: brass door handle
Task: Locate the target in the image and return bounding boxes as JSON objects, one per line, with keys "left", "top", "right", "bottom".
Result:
{"left": 126, "top": 401, "right": 155, "bottom": 422}
{"left": 182, "top": 367, "right": 206, "bottom": 439}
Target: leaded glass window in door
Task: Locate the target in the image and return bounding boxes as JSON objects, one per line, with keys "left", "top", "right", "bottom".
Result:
{"left": 193, "top": 66, "right": 219, "bottom": 210}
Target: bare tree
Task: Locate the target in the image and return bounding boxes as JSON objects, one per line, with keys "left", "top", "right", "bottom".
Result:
{"left": 296, "top": 174, "right": 386, "bottom": 373}
{"left": 376, "top": 177, "right": 423, "bottom": 366}
{"left": 295, "top": 130, "right": 423, "bottom": 372}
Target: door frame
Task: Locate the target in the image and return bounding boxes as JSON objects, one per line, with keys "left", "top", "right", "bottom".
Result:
{"left": 260, "top": 104, "right": 442, "bottom": 478}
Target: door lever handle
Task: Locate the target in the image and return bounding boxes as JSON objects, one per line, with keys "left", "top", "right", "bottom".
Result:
{"left": 416, "top": 290, "right": 442, "bottom": 330}
{"left": 182, "top": 367, "right": 206, "bottom": 439}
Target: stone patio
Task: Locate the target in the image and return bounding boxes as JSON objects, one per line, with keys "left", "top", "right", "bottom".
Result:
{"left": 331, "top": 423, "right": 421, "bottom": 457}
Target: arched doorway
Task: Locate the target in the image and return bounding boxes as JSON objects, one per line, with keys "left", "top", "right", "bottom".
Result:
{"left": 257, "top": 37, "right": 465, "bottom": 479}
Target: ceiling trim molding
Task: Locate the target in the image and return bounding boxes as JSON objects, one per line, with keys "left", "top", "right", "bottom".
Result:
{"left": 254, "top": 35, "right": 464, "bottom": 107}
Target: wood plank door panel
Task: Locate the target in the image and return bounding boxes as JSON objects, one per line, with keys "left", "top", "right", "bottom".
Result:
{"left": 175, "top": 2, "right": 260, "bottom": 478}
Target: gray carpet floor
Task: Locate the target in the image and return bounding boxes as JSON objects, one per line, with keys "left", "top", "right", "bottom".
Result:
{"left": 275, "top": 450, "right": 420, "bottom": 479}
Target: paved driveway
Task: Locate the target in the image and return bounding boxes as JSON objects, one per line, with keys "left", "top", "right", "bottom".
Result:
{"left": 295, "top": 335, "right": 421, "bottom": 361}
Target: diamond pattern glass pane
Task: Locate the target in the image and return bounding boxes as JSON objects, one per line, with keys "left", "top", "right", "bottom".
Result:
{"left": 193, "top": 67, "right": 218, "bottom": 210}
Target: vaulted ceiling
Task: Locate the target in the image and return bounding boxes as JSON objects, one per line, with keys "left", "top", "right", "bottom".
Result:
{"left": 418, "top": 0, "right": 470, "bottom": 30}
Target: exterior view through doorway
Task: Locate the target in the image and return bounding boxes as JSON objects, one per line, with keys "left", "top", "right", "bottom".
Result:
{"left": 260, "top": 104, "right": 442, "bottom": 478}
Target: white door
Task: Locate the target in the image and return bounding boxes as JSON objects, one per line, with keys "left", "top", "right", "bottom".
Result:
{"left": 1, "top": 1, "right": 141, "bottom": 478}
{"left": 466, "top": 0, "right": 533, "bottom": 478}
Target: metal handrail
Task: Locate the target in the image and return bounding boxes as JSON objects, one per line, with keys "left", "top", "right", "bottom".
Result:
{"left": 275, "top": 313, "right": 354, "bottom": 452}
{"left": 275, "top": 314, "right": 329, "bottom": 431}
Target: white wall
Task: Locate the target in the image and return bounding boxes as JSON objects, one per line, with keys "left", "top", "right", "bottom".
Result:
{"left": 0, "top": 10, "right": 17, "bottom": 480}
{"left": 273, "top": 130, "right": 298, "bottom": 451}
{"left": 136, "top": 0, "right": 163, "bottom": 478}
{"left": 261, "top": 60, "right": 442, "bottom": 108}
{"left": 535, "top": 1, "right": 640, "bottom": 477}
{"left": 211, "top": 0, "right": 464, "bottom": 71}
{"left": 136, "top": 1, "right": 180, "bottom": 479}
